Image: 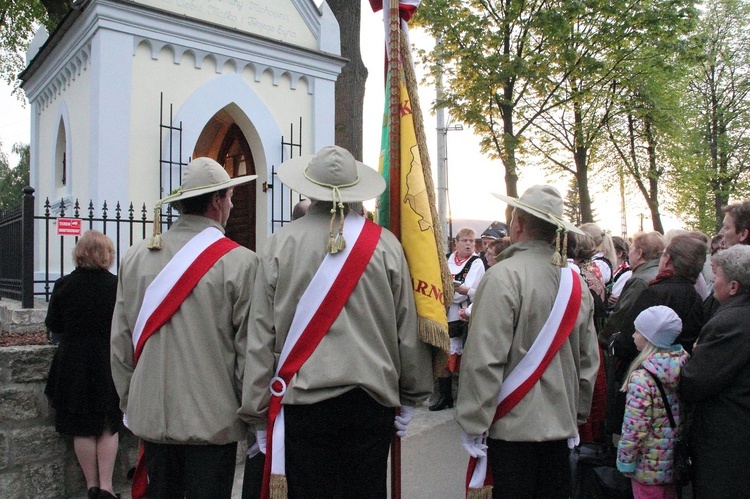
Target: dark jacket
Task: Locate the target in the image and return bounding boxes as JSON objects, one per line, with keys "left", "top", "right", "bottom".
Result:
{"left": 44, "top": 267, "right": 120, "bottom": 416}
{"left": 680, "top": 293, "right": 750, "bottom": 498}
{"left": 601, "top": 259, "right": 660, "bottom": 340}
{"left": 606, "top": 275, "right": 703, "bottom": 435}
{"left": 613, "top": 275, "right": 703, "bottom": 363}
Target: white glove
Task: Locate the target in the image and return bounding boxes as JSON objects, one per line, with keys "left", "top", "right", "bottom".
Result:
{"left": 256, "top": 429, "right": 267, "bottom": 455}
{"left": 567, "top": 432, "right": 580, "bottom": 449}
{"left": 461, "top": 432, "right": 487, "bottom": 458}
{"left": 394, "top": 405, "right": 415, "bottom": 438}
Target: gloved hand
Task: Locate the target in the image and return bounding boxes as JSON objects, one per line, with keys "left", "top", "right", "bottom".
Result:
{"left": 461, "top": 432, "right": 487, "bottom": 458}
{"left": 567, "top": 432, "right": 580, "bottom": 449}
{"left": 394, "top": 405, "right": 415, "bottom": 438}
{"left": 256, "top": 429, "right": 267, "bottom": 455}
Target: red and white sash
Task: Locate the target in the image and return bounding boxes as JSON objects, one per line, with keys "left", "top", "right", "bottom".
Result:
{"left": 131, "top": 227, "right": 238, "bottom": 363}
{"left": 261, "top": 211, "right": 382, "bottom": 499}
{"left": 129, "top": 226, "right": 238, "bottom": 499}
{"left": 466, "top": 267, "right": 582, "bottom": 497}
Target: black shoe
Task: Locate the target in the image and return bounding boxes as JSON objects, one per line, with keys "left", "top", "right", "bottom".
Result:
{"left": 428, "top": 395, "right": 454, "bottom": 411}
{"left": 87, "top": 487, "right": 101, "bottom": 499}
{"left": 98, "top": 490, "right": 121, "bottom": 499}
{"left": 429, "top": 377, "right": 454, "bottom": 411}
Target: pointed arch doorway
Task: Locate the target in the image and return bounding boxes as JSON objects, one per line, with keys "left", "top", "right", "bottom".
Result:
{"left": 193, "top": 110, "right": 257, "bottom": 250}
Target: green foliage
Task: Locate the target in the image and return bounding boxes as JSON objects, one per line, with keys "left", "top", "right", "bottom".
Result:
{"left": 0, "top": 0, "right": 49, "bottom": 98}
{"left": 415, "top": 0, "right": 698, "bottom": 226}
{"left": 667, "top": 0, "right": 750, "bottom": 233}
{"left": 0, "top": 141, "right": 30, "bottom": 211}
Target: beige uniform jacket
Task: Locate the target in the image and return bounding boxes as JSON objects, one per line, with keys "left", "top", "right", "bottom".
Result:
{"left": 240, "top": 203, "right": 433, "bottom": 428}
{"left": 456, "top": 240, "right": 600, "bottom": 440}
{"left": 110, "top": 215, "right": 259, "bottom": 444}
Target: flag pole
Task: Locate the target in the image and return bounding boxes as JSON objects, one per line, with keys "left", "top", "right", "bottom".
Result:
{"left": 387, "top": 6, "right": 403, "bottom": 498}
{"left": 387, "top": 0, "right": 402, "bottom": 239}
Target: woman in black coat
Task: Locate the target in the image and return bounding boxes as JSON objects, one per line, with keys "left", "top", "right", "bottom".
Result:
{"left": 45, "top": 230, "right": 121, "bottom": 499}
{"left": 681, "top": 244, "right": 750, "bottom": 498}
{"left": 607, "top": 233, "right": 706, "bottom": 435}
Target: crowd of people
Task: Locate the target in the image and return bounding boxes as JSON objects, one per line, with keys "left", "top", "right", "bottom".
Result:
{"left": 434, "top": 193, "right": 750, "bottom": 498}
{"left": 42, "top": 145, "right": 750, "bottom": 499}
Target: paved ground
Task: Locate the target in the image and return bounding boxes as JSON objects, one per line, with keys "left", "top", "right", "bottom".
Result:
{"left": 109, "top": 403, "right": 463, "bottom": 499}
{"left": 228, "top": 403, "right": 463, "bottom": 498}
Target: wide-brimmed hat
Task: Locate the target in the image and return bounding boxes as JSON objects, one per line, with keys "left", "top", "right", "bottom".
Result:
{"left": 161, "top": 157, "right": 257, "bottom": 204}
{"left": 492, "top": 185, "right": 583, "bottom": 235}
{"left": 277, "top": 146, "right": 385, "bottom": 203}
{"left": 147, "top": 157, "right": 256, "bottom": 249}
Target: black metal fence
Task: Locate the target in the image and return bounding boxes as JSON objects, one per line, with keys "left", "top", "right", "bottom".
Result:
{"left": 0, "top": 187, "right": 154, "bottom": 306}
{"left": 0, "top": 185, "right": 301, "bottom": 309}
{"left": 0, "top": 196, "right": 25, "bottom": 305}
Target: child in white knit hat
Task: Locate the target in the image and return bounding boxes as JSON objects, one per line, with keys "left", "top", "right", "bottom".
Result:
{"left": 616, "top": 305, "right": 691, "bottom": 499}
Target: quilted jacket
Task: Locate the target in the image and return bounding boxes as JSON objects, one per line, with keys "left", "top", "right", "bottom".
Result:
{"left": 616, "top": 345, "right": 690, "bottom": 485}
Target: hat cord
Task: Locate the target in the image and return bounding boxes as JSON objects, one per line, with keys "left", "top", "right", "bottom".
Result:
{"left": 303, "top": 169, "right": 360, "bottom": 254}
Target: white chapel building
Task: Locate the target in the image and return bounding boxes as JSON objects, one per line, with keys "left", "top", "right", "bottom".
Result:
{"left": 20, "top": 0, "right": 344, "bottom": 262}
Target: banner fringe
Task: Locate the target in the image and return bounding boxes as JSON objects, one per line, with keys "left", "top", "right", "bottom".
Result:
{"left": 419, "top": 316, "right": 450, "bottom": 379}
{"left": 270, "top": 473, "right": 288, "bottom": 499}
{"left": 467, "top": 485, "right": 493, "bottom": 499}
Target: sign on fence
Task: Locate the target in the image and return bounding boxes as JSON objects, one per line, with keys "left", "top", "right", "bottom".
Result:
{"left": 56, "top": 218, "right": 82, "bottom": 236}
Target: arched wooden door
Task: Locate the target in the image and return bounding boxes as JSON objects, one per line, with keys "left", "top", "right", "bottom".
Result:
{"left": 217, "top": 124, "right": 256, "bottom": 251}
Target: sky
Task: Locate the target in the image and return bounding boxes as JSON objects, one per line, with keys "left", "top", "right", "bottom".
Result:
{"left": 0, "top": 0, "right": 675, "bottom": 236}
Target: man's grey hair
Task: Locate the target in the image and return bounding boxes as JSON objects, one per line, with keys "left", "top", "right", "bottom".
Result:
{"left": 712, "top": 244, "right": 750, "bottom": 292}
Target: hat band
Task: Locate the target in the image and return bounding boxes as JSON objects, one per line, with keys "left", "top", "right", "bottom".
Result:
{"left": 302, "top": 166, "right": 361, "bottom": 202}
{"left": 513, "top": 198, "right": 566, "bottom": 229}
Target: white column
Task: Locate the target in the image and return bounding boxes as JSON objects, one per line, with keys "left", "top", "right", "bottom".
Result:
{"left": 88, "top": 29, "right": 133, "bottom": 207}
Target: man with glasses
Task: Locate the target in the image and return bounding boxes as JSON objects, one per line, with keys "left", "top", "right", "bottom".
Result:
{"left": 430, "top": 227, "right": 485, "bottom": 411}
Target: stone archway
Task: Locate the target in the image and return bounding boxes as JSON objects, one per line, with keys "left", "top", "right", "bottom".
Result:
{"left": 193, "top": 110, "right": 256, "bottom": 250}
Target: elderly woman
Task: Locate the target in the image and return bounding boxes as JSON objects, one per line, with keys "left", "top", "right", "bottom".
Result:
{"left": 680, "top": 245, "right": 750, "bottom": 498}
{"left": 44, "top": 230, "right": 121, "bottom": 499}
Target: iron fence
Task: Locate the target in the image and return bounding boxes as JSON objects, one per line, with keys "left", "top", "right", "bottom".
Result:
{"left": 0, "top": 187, "right": 156, "bottom": 306}
{"left": 0, "top": 162, "right": 303, "bottom": 307}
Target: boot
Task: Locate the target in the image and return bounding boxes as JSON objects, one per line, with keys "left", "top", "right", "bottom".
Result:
{"left": 429, "top": 377, "right": 454, "bottom": 411}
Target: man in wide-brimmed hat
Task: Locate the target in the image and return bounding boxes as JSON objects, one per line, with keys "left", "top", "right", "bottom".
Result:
{"left": 240, "top": 145, "right": 432, "bottom": 498}
{"left": 456, "top": 185, "right": 600, "bottom": 498}
{"left": 111, "top": 157, "right": 258, "bottom": 498}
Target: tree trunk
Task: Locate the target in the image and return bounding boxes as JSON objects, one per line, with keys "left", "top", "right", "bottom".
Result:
{"left": 644, "top": 119, "right": 663, "bottom": 233}
{"left": 328, "top": 0, "right": 367, "bottom": 160}
{"left": 500, "top": 86, "right": 518, "bottom": 224}
{"left": 573, "top": 102, "right": 593, "bottom": 223}
{"left": 575, "top": 146, "right": 592, "bottom": 223}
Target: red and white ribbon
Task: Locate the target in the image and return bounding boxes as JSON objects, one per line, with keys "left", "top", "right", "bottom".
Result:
{"left": 467, "top": 267, "right": 582, "bottom": 492}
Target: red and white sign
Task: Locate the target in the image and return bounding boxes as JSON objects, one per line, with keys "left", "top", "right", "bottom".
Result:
{"left": 57, "top": 218, "right": 82, "bottom": 236}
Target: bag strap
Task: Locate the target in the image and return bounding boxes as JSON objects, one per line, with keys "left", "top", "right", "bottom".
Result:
{"left": 643, "top": 368, "right": 676, "bottom": 429}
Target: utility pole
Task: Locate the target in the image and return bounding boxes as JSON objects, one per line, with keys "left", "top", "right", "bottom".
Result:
{"left": 435, "top": 35, "right": 449, "bottom": 254}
